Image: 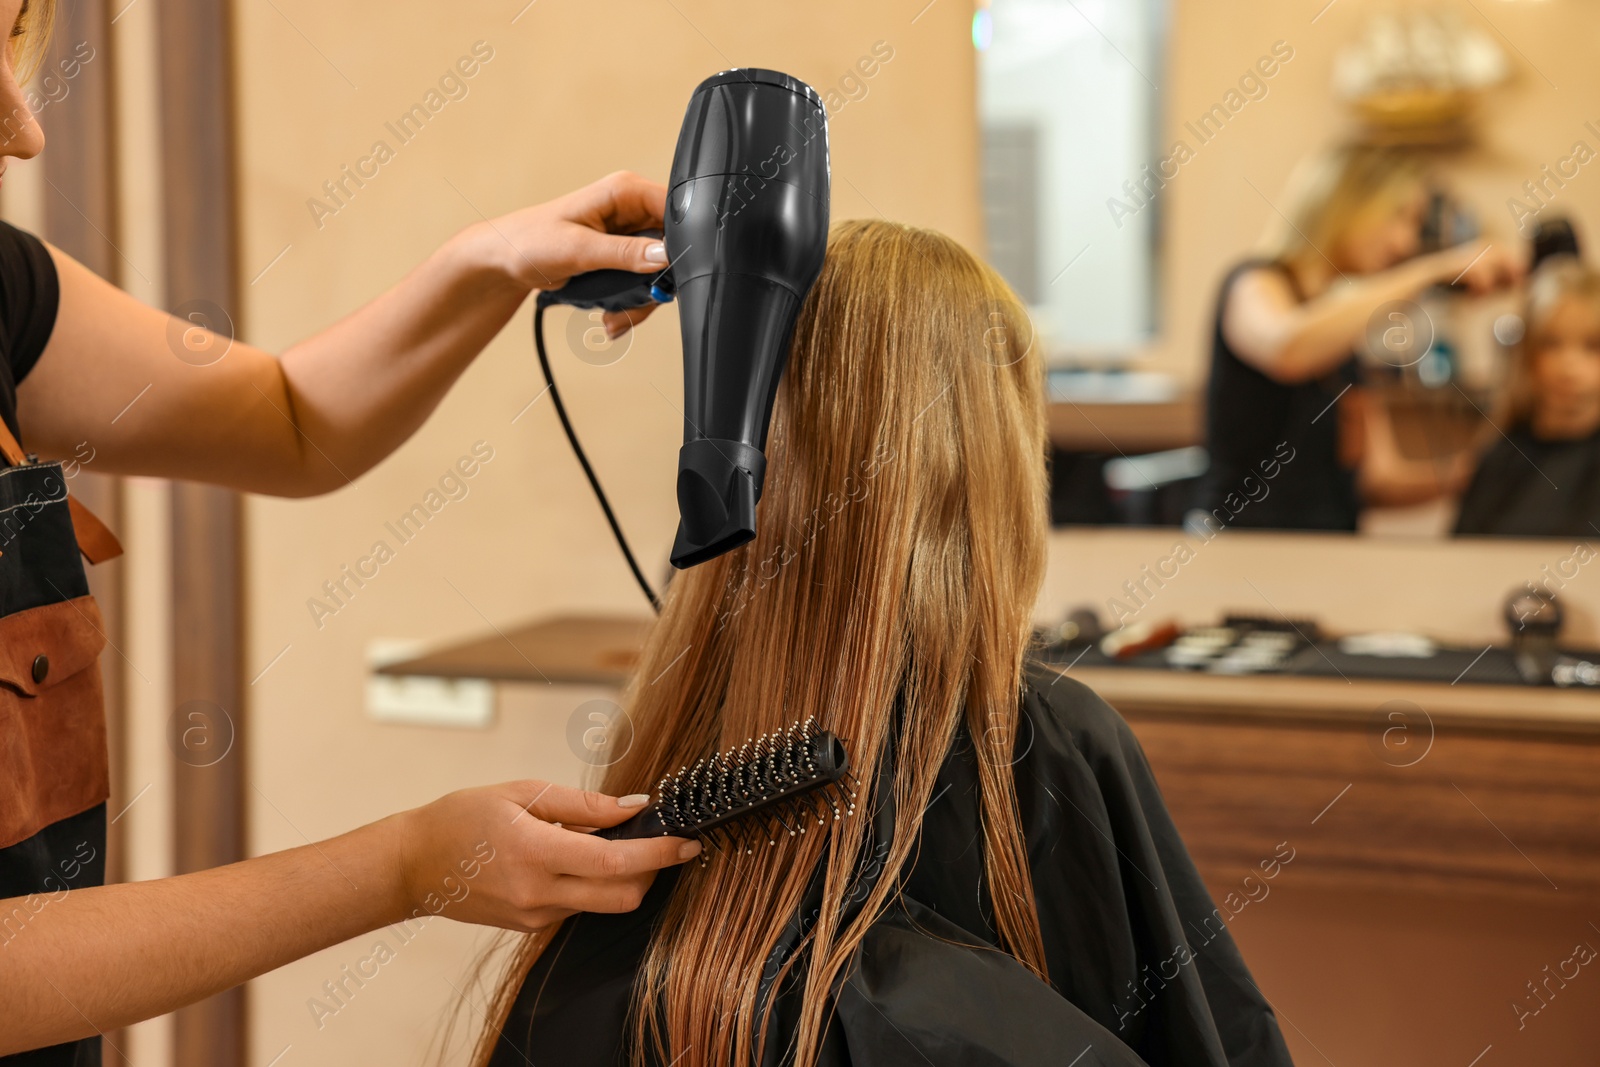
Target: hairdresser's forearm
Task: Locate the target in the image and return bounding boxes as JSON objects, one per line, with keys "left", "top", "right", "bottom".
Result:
{"left": 1361, "top": 455, "right": 1460, "bottom": 506}
{"left": 1358, "top": 397, "right": 1469, "bottom": 506}
{"left": 22, "top": 172, "right": 666, "bottom": 496}
{"left": 0, "top": 817, "right": 409, "bottom": 1054}
{"left": 1272, "top": 253, "right": 1456, "bottom": 382}
{"left": 21, "top": 227, "right": 527, "bottom": 498}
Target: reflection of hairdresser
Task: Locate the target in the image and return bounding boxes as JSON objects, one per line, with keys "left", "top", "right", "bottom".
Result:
{"left": 1455, "top": 258, "right": 1600, "bottom": 536}
{"left": 1195, "top": 145, "right": 1522, "bottom": 531}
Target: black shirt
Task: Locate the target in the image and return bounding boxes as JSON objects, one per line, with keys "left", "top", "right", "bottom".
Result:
{"left": 0, "top": 220, "right": 62, "bottom": 443}
{"left": 1196, "top": 260, "right": 1361, "bottom": 532}
{"left": 490, "top": 665, "right": 1293, "bottom": 1067}
{"left": 1454, "top": 423, "right": 1600, "bottom": 537}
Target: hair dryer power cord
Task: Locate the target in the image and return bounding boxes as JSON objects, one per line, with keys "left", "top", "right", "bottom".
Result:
{"left": 532, "top": 302, "right": 661, "bottom": 613}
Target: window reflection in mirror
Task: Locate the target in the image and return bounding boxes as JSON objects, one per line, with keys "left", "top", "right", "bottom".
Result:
{"left": 976, "top": 0, "right": 1167, "bottom": 352}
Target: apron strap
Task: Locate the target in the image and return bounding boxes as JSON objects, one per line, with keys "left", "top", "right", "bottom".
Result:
{"left": 66, "top": 496, "right": 124, "bottom": 564}
{"left": 0, "top": 417, "right": 124, "bottom": 564}
{"left": 0, "top": 415, "right": 23, "bottom": 466}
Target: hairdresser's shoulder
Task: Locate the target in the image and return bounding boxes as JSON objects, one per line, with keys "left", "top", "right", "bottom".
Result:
{"left": 1019, "top": 659, "right": 1142, "bottom": 762}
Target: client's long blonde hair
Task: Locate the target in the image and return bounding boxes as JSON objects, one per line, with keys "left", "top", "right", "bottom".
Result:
{"left": 471, "top": 218, "right": 1050, "bottom": 1067}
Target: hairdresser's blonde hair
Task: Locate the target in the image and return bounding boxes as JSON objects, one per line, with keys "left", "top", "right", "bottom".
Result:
{"left": 1503, "top": 256, "right": 1600, "bottom": 425}
{"left": 469, "top": 219, "right": 1050, "bottom": 1067}
{"left": 9, "top": 0, "right": 56, "bottom": 84}
{"left": 1264, "top": 143, "right": 1429, "bottom": 277}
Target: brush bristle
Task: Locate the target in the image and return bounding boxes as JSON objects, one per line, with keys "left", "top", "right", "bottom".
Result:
{"left": 657, "top": 717, "right": 857, "bottom": 857}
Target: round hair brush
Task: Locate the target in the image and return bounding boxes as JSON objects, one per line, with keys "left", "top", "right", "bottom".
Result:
{"left": 596, "top": 718, "right": 856, "bottom": 855}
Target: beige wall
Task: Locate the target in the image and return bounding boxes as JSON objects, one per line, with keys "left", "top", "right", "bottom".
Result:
{"left": 1040, "top": 526, "right": 1600, "bottom": 644}
{"left": 233, "top": 2, "right": 980, "bottom": 1064}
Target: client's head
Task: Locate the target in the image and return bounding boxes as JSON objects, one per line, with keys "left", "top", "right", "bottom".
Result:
{"left": 1515, "top": 257, "right": 1600, "bottom": 439}
{"left": 473, "top": 219, "right": 1049, "bottom": 1067}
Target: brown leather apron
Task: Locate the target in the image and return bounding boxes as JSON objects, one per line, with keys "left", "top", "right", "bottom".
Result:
{"left": 0, "top": 418, "right": 122, "bottom": 1066}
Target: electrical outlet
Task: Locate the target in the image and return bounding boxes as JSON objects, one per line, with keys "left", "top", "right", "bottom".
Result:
{"left": 365, "top": 639, "right": 494, "bottom": 729}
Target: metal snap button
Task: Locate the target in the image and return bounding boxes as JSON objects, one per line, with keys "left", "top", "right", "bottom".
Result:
{"left": 31, "top": 655, "right": 48, "bottom": 684}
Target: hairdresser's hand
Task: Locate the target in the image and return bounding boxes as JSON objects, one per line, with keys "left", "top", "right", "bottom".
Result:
{"left": 1444, "top": 240, "right": 1524, "bottom": 295}
{"left": 473, "top": 170, "right": 670, "bottom": 337}
{"left": 394, "top": 780, "right": 697, "bottom": 932}
{"left": 1444, "top": 448, "right": 1478, "bottom": 495}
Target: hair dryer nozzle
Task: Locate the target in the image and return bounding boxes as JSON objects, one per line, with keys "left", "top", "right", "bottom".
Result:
{"left": 671, "top": 438, "right": 765, "bottom": 567}
{"left": 666, "top": 68, "right": 830, "bottom": 570}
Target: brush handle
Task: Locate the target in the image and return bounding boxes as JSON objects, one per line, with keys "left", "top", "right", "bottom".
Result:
{"left": 595, "top": 805, "right": 676, "bottom": 841}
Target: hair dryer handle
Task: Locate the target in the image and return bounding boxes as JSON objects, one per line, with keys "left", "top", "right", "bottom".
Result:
{"left": 534, "top": 229, "right": 675, "bottom": 312}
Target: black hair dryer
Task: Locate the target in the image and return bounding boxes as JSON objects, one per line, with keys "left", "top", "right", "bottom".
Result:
{"left": 664, "top": 70, "right": 831, "bottom": 567}
{"left": 538, "top": 70, "right": 830, "bottom": 576}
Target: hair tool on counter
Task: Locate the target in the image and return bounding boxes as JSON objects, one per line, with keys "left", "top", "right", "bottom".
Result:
{"left": 533, "top": 68, "right": 832, "bottom": 613}
{"left": 596, "top": 718, "right": 856, "bottom": 857}
{"left": 1504, "top": 586, "right": 1565, "bottom": 685}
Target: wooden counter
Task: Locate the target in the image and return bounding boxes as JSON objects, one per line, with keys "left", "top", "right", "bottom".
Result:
{"left": 380, "top": 615, "right": 1600, "bottom": 905}
{"left": 1044, "top": 384, "right": 1490, "bottom": 457}
{"left": 1062, "top": 665, "right": 1600, "bottom": 906}
{"left": 1046, "top": 397, "right": 1201, "bottom": 453}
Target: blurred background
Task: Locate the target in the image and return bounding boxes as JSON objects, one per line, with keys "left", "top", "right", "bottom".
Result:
{"left": 8, "top": 0, "right": 1600, "bottom": 1063}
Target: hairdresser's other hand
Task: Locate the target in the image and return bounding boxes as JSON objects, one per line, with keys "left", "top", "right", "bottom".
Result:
{"left": 1446, "top": 240, "right": 1524, "bottom": 295}
{"left": 1444, "top": 447, "right": 1478, "bottom": 495}
{"left": 394, "top": 781, "right": 698, "bottom": 932}
{"left": 476, "top": 170, "right": 669, "bottom": 334}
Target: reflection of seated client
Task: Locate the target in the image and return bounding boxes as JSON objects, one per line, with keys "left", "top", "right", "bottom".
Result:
{"left": 1196, "top": 145, "right": 1519, "bottom": 531}
{"left": 1456, "top": 259, "right": 1600, "bottom": 537}
{"left": 471, "top": 221, "right": 1294, "bottom": 1067}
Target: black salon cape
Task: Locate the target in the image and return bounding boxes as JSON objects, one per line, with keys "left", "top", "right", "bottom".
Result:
{"left": 1453, "top": 423, "right": 1600, "bottom": 538}
{"left": 489, "top": 664, "right": 1293, "bottom": 1067}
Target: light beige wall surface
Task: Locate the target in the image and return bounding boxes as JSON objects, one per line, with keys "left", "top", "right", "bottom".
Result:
{"left": 1040, "top": 526, "right": 1600, "bottom": 645}
{"left": 233, "top": 3, "right": 980, "bottom": 1064}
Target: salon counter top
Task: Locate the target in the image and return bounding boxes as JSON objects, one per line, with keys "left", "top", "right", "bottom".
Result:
{"left": 379, "top": 612, "right": 1600, "bottom": 734}
{"left": 1046, "top": 395, "right": 1201, "bottom": 453}
{"left": 1042, "top": 381, "right": 1485, "bottom": 456}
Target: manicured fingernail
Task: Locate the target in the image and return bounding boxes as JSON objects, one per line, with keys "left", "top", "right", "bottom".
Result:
{"left": 678, "top": 840, "right": 702, "bottom": 860}
{"left": 644, "top": 242, "right": 667, "bottom": 263}
{"left": 618, "top": 793, "right": 650, "bottom": 808}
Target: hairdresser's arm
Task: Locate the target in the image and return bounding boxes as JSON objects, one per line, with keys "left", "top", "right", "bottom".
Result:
{"left": 1224, "top": 241, "right": 1521, "bottom": 384}
{"left": 0, "top": 782, "right": 696, "bottom": 1056}
{"left": 15, "top": 171, "right": 666, "bottom": 497}
{"left": 1353, "top": 388, "right": 1475, "bottom": 506}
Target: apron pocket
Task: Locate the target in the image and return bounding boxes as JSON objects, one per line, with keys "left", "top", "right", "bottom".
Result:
{"left": 0, "top": 595, "right": 110, "bottom": 849}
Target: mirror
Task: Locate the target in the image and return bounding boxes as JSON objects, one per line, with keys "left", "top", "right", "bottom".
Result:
{"left": 976, "top": 0, "right": 1166, "bottom": 352}
{"left": 978, "top": 4, "right": 1600, "bottom": 545}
